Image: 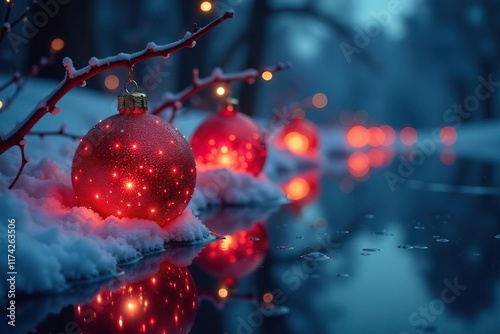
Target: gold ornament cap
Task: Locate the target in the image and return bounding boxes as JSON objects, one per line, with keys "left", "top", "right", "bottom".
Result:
{"left": 118, "top": 80, "right": 148, "bottom": 114}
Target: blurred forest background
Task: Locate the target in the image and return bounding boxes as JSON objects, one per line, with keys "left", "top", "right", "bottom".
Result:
{"left": 1, "top": 0, "right": 500, "bottom": 128}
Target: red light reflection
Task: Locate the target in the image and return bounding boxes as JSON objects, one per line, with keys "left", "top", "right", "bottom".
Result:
{"left": 195, "top": 223, "right": 268, "bottom": 282}
{"left": 74, "top": 262, "right": 197, "bottom": 334}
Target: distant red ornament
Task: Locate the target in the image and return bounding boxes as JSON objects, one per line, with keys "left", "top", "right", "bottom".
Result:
{"left": 190, "top": 99, "right": 267, "bottom": 176}
{"left": 74, "top": 261, "right": 198, "bottom": 334}
{"left": 281, "top": 169, "right": 320, "bottom": 212}
{"left": 195, "top": 223, "right": 269, "bottom": 281}
{"left": 71, "top": 86, "right": 196, "bottom": 225}
{"left": 279, "top": 117, "right": 319, "bottom": 156}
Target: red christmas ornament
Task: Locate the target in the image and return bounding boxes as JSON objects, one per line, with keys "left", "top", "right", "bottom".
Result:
{"left": 190, "top": 99, "right": 267, "bottom": 176}
{"left": 278, "top": 116, "right": 319, "bottom": 157}
{"left": 71, "top": 83, "right": 196, "bottom": 225}
{"left": 195, "top": 223, "right": 269, "bottom": 281}
{"left": 74, "top": 261, "right": 198, "bottom": 334}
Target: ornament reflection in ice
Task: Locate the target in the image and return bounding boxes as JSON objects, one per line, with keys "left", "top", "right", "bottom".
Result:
{"left": 71, "top": 80, "right": 196, "bottom": 225}
{"left": 74, "top": 261, "right": 197, "bottom": 334}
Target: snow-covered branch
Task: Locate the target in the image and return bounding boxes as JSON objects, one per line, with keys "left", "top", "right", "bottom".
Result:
{"left": 0, "top": 10, "right": 234, "bottom": 189}
{"left": 152, "top": 62, "right": 292, "bottom": 121}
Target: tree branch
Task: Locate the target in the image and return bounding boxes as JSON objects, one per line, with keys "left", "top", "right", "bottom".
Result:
{"left": 0, "top": 51, "right": 59, "bottom": 110}
{"left": 0, "top": 0, "right": 40, "bottom": 45}
{"left": 0, "top": 10, "right": 234, "bottom": 188}
{"left": 152, "top": 62, "right": 292, "bottom": 122}
{"left": 28, "top": 124, "right": 81, "bottom": 141}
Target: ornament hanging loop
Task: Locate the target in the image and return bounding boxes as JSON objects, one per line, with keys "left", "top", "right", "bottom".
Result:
{"left": 119, "top": 64, "right": 147, "bottom": 114}
{"left": 125, "top": 79, "right": 139, "bottom": 94}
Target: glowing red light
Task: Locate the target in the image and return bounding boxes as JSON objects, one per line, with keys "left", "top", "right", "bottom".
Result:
{"left": 196, "top": 224, "right": 268, "bottom": 280}
{"left": 380, "top": 125, "right": 396, "bottom": 146}
{"left": 400, "top": 127, "right": 418, "bottom": 146}
{"left": 190, "top": 103, "right": 267, "bottom": 176}
{"left": 347, "top": 152, "right": 370, "bottom": 178}
{"left": 346, "top": 126, "right": 369, "bottom": 148}
{"left": 368, "top": 127, "right": 385, "bottom": 147}
{"left": 440, "top": 149, "right": 456, "bottom": 165}
{"left": 367, "top": 149, "right": 386, "bottom": 167}
{"left": 440, "top": 126, "right": 457, "bottom": 146}
{"left": 71, "top": 113, "right": 196, "bottom": 225}
{"left": 279, "top": 118, "right": 319, "bottom": 156}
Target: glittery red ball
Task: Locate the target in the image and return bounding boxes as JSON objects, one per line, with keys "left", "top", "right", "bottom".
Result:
{"left": 190, "top": 106, "right": 267, "bottom": 176}
{"left": 74, "top": 261, "right": 197, "bottom": 334}
{"left": 278, "top": 117, "right": 319, "bottom": 156}
{"left": 71, "top": 113, "right": 196, "bottom": 225}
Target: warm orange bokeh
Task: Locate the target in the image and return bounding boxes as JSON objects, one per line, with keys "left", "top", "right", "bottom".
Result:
{"left": 346, "top": 125, "right": 369, "bottom": 148}
{"left": 279, "top": 118, "right": 319, "bottom": 156}
{"left": 347, "top": 151, "right": 370, "bottom": 178}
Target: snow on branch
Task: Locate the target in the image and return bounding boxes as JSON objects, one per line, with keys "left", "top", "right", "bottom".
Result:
{"left": 0, "top": 10, "right": 234, "bottom": 189}
{"left": 152, "top": 62, "right": 292, "bottom": 121}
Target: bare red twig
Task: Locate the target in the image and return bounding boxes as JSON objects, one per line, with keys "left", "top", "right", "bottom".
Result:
{"left": 151, "top": 62, "right": 291, "bottom": 122}
{"left": 28, "top": 125, "right": 81, "bottom": 141}
{"left": 0, "top": 10, "right": 234, "bottom": 189}
{"left": 8, "top": 141, "right": 28, "bottom": 189}
{"left": 0, "top": 51, "right": 59, "bottom": 110}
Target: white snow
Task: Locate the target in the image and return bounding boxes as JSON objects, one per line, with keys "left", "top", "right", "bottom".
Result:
{"left": 0, "top": 76, "right": 292, "bottom": 295}
{"left": 188, "top": 167, "right": 285, "bottom": 212}
{"left": 0, "top": 152, "right": 210, "bottom": 294}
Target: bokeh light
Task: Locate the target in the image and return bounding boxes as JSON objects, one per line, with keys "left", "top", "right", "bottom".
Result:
{"left": 347, "top": 151, "right": 370, "bottom": 178}
{"left": 312, "top": 93, "right": 328, "bottom": 109}
{"left": 346, "top": 125, "right": 369, "bottom": 148}
{"left": 216, "top": 86, "right": 226, "bottom": 95}
{"left": 440, "top": 126, "right": 457, "bottom": 146}
{"left": 400, "top": 127, "right": 418, "bottom": 146}
{"left": 368, "top": 127, "right": 385, "bottom": 147}
{"left": 380, "top": 125, "right": 396, "bottom": 146}
{"left": 50, "top": 38, "right": 64, "bottom": 51}
{"left": 104, "top": 75, "right": 119, "bottom": 90}
{"left": 261, "top": 71, "right": 273, "bottom": 81}
{"left": 200, "top": 1, "right": 212, "bottom": 12}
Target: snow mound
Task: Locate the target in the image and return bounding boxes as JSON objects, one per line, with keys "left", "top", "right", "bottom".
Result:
{"left": 188, "top": 167, "right": 286, "bottom": 212}
{"left": 0, "top": 153, "right": 210, "bottom": 295}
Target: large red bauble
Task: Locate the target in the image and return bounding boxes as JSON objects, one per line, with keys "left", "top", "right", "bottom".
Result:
{"left": 71, "top": 112, "right": 196, "bottom": 225}
{"left": 74, "top": 261, "right": 198, "bottom": 334}
{"left": 278, "top": 117, "right": 319, "bottom": 156}
{"left": 195, "top": 223, "right": 269, "bottom": 280}
{"left": 190, "top": 104, "right": 267, "bottom": 176}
